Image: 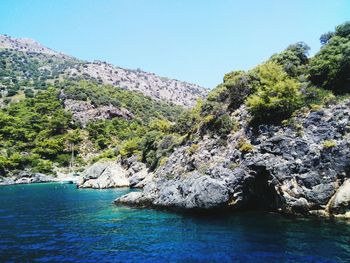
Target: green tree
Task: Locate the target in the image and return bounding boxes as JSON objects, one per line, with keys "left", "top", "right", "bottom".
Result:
{"left": 270, "top": 42, "right": 310, "bottom": 77}
{"left": 309, "top": 36, "right": 350, "bottom": 93}
{"left": 246, "top": 62, "right": 303, "bottom": 123}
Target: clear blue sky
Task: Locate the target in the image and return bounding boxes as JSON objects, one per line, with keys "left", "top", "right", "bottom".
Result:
{"left": 1, "top": 0, "right": 349, "bottom": 88}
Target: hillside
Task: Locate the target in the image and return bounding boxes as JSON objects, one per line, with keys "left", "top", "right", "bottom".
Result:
{"left": 2, "top": 21, "right": 350, "bottom": 220}
{"left": 115, "top": 22, "right": 350, "bottom": 219}
{"left": 0, "top": 34, "right": 208, "bottom": 107}
{"left": 0, "top": 80, "right": 184, "bottom": 177}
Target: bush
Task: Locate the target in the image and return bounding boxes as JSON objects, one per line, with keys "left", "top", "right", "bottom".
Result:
{"left": 211, "top": 114, "right": 235, "bottom": 136}
{"left": 56, "top": 153, "right": 71, "bottom": 166}
{"left": 24, "top": 89, "right": 35, "bottom": 98}
{"left": 149, "top": 119, "right": 171, "bottom": 133}
{"left": 309, "top": 36, "right": 350, "bottom": 93}
{"left": 309, "top": 22, "right": 350, "bottom": 93}
{"left": 206, "top": 84, "right": 229, "bottom": 103}
{"left": 187, "top": 143, "right": 199, "bottom": 155}
{"left": 323, "top": 140, "right": 337, "bottom": 149}
{"left": 32, "top": 159, "right": 54, "bottom": 174}
{"left": 246, "top": 62, "right": 303, "bottom": 124}
{"left": 6, "top": 89, "right": 17, "bottom": 97}
{"left": 270, "top": 42, "right": 310, "bottom": 77}
{"left": 237, "top": 138, "right": 253, "bottom": 153}
{"left": 120, "top": 138, "right": 141, "bottom": 158}
{"left": 224, "top": 71, "right": 256, "bottom": 110}
{"left": 303, "top": 87, "right": 336, "bottom": 106}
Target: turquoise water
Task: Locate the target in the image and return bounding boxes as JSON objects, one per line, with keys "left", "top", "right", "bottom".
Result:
{"left": 0, "top": 183, "right": 350, "bottom": 262}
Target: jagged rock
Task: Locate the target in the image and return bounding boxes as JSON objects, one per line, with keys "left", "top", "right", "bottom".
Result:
{"left": 115, "top": 100, "right": 350, "bottom": 218}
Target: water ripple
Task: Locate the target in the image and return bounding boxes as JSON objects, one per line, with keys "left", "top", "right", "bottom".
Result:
{"left": 0, "top": 183, "right": 349, "bottom": 262}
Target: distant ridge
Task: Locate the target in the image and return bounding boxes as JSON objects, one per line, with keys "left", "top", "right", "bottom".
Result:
{"left": 0, "top": 34, "right": 208, "bottom": 107}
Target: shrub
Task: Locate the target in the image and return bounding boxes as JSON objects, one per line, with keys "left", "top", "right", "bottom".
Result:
{"left": 56, "top": 153, "right": 71, "bottom": 166}
{"left": 24, "top": 88, "right": 35, "bottom": 98}
{"left": 323, "top": 140, "right": 337, "bottom": 149}
{"left": 246, "top": 62, "right": 304, "bottom": 124}
{"left": 206, "top": 84, "right": 229, "bottom": 103}
{"left": 6, "top": 89, "right": 17, "bottom": 97}
{"left": 187, "top": 143, "right": 199, "bottom": 155}
{"left": 270, "top": 42, "right": 310, "bottom": 77}
{"left": 32, "top": 159, "right": 54, "bottom": 174}
{"left": 309, "top": 23, "right": 350, "bottom": 93}
{"left": 149, "top": 119, "right": 171, "bottom": 133}
{"left": 158, "top": 156, "right": 168, "bottom": 166}
{"left": 90, "top": 149, "right": 117, "bottom": 163}
{"left": 211, "top": 114, "right": 235, "bottom": 136}
{"left": 120, "top": 138, "right": 141, "bottom": 158}
{"left": 303, "top": 87, "right": 336, "bottom": 106}
{"left": 224, "top": 70, "right": 256, "bottom": 110}
{"left": 237, "top": 138, "right": 253, "bottom": 153}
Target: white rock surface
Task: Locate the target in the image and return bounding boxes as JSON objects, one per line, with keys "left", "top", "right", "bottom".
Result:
{"left": 77, "top": 161, "right": 130, "bottom": 189}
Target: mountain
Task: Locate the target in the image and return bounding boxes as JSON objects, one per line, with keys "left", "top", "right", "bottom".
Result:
{"left": 0, "top": 34, "right": 69, "bottom": 58}
{"left": 0, "top": 34, "right": 208, "bottom": 107}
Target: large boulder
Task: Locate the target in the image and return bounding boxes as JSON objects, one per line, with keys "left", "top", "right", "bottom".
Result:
{"left": 328, "top": 179, "right": 350, "bottom": 218}
{"left": 77, "top": 161, "right": 130, "bottom": 189}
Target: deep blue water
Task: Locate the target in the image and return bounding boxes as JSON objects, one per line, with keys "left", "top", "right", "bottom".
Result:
{"left": 0, "top": 183, "right": 350, "bottom": 262}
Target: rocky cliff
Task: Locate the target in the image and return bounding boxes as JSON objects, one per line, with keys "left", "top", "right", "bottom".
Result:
{"left": 63, "top": 99, "right": 134, "bottom": 127}
{"left": 116, "top": 101, "right": 350, "bottom": 219}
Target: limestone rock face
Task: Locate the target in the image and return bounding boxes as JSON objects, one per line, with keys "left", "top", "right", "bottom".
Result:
{"left": 77, "top": 161, "right": 130, "bottom": 189}
{"left": 115, "top": 100, "right": 350, "bottom": 218}
{"left": 77, "top": 158, "right": 153, "bottom": 189}
{"left": 63, "top": 99, "right": 134, "bottom": 127}
{"left": 125, "top": 160, "right": 152, "bottom": 188}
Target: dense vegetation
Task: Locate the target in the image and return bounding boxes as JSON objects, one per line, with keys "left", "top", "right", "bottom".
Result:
{"left": 180, "top": 22, "right": 350, "bottom": 130}
{"left": 0, "top": 88, "right": 74, "bottom": 174}
{"left": 0, "top": 79, "right": 185, "bottom": 175}
{"left": 0, "top": 50, "right": 80, "bottom": 98}
{"left": 0, "top": 22, "right": 349, "bottom": 176}
{"left": 62, "top": 81, "right": 183, "bottom": 122}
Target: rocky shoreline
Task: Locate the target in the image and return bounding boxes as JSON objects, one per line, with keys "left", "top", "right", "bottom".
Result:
{"left": 0, "top": 171, "right": 80, "bottom": 186}
{"left": 4, "top": 98, "right": 350, "bottom": 221}
{"left": 0, "top": 156, "right": 152, "bottom": 188}
{"left": 0, "top": 172, "right": 56, "bottom": 186}
{"left": 115, "top": 101, "right": 350, "bottom": 219}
